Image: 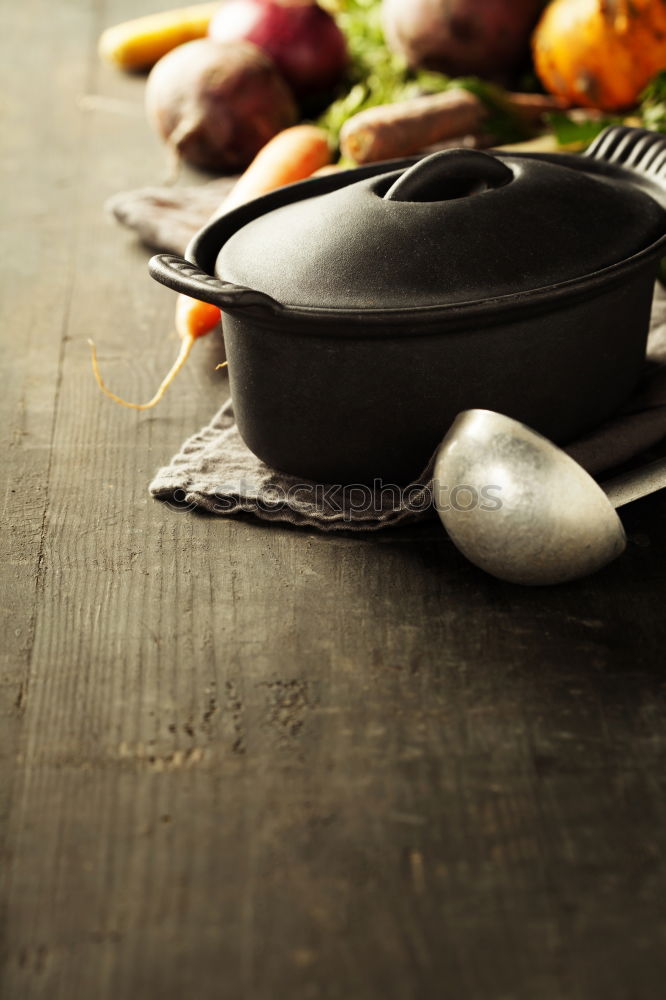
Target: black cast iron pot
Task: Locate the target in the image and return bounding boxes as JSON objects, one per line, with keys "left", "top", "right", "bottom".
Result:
{"left": 150, "top": 126, "right": 666, "bottom": 484}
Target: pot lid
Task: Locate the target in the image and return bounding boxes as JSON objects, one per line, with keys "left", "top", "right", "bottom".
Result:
{"left": 215, "top": 147, "right": 665, "bottom": 311}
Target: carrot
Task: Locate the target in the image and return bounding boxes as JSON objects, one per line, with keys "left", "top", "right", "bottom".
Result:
{"left": 173, "top": 298, "right": 222, "bottom": 349}
{"left": 339, "top": 89, "right": 567, "bottom": 165}
{"left": 98, "top": 3, "right": 220, "bottom": 72}
{"left": 175, "top": 295, "right": 222, "bottom": 340}
{"left": 311, "top": 163, "right": 343, "bottom": 178}
{"left": 340, "top": 89, "right": 485, "bottom": 165}
{"left": 221, "top": 124, "right": 332, "bottom": 213}
{"left": 91, "top": 125, "right": 332, "bottom": 409}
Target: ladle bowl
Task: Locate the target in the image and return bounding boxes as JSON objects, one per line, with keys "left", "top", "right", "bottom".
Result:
{"left": 433, "top": 409, "right": 664, "bottom": 585}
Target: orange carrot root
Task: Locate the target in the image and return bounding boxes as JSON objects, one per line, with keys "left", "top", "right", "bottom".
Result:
{"left": 175, "top": 294, "right": 221, "bottom": 338}
{"left": 222, "top": 124, "right": 332, "bottom": 213}
{"left": 88, "top": 335, "right": 196, "bottom": 409}
{"left": 89, "top": 296, "right": 222, "bottom": 409}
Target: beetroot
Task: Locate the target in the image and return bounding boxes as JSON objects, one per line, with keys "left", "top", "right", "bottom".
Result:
{"left": 208, "top": 0, "right": 348, "bottom": 96}
{"left": 145, "top": 38, "right": 298, "bottom": 172}
{"left": 382, "top": 0, "right": 544, "bottom": 80}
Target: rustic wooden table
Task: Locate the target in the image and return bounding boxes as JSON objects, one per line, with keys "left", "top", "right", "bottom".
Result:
{"left": 3, "top": 2, "right": 666, "bottom": 998}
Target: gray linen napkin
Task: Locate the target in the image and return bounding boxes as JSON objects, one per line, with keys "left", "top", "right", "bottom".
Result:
{"left": 150, "top": 398, "right": 436, "bottom": 531}
{"left": 149, "top": 287, "right": 666, "bottom": 531}
{"left": 107, "top": 180, "right": 237, "bottom": 254}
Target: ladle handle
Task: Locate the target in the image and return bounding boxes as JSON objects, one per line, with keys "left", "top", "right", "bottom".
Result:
{"left": 602, "top": 456, "right": 666, "bottom": 509}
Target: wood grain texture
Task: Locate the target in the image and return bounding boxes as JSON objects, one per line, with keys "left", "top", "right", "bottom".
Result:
{"left": 2, "top": 3, "right": 666, "bottom": 999}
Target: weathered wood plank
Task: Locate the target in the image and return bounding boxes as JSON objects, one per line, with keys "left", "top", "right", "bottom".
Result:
{"left": 0, "top": 0, "right": 103, "bottom": 928}
{"left": 2, "top": 2, "right": 666, "bottom": 999}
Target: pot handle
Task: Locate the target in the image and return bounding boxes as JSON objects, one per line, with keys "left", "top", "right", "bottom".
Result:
{"left": 148, "top": 254, "right": 279, "bottom": 312}
{"left": 584, "top": 125, "right": 666, "bottom": 183}
{"left": 384, "top": 148, "right": 513, "bottom": 202}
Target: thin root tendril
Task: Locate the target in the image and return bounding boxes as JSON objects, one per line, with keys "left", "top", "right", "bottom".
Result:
{"left": 88, "top": 335, "right": 196, "bottom": 410}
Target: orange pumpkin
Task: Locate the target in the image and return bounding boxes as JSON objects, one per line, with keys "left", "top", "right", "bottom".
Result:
{"left": 533, "top": 0, "right": 666, "bottom": 111}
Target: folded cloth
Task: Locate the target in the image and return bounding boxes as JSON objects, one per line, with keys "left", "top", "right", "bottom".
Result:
{"left": 150, "top": 398, "right": 436, "bottom": 531}
{"left": 106, "top": 179, "right": 237, "bottom": 254}
{"left": 149, "top": 286, "right": 666, "bottom": 532}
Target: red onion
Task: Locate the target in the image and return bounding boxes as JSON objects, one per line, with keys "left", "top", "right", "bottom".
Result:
{"left": 208, "top": 0, "right": 348, "bottom": 96}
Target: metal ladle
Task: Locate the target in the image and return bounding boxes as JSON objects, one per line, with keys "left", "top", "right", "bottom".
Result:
{"left": 434, "top": 409, "right": 666, "bottom": 585}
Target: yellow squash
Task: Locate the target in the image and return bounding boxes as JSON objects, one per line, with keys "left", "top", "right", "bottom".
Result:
{"left": 533, "top": 0, "right": 666, "bottom": 111}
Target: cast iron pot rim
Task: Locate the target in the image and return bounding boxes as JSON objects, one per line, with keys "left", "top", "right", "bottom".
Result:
{"left": 186, "top": 150, "right": 666, "bottom": 333}
{"left": 194, "top": 237, "right": 666, "bottom": 333}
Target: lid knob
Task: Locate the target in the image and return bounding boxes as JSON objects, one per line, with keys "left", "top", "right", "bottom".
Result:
{"left": 384, "top": 148, "right": 513, "bottom": 203}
